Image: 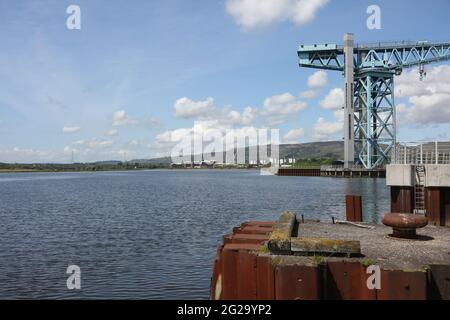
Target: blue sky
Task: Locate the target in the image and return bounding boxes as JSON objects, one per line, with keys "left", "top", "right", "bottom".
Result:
{"left": 1, "top": 0, "right": 450, "bottom": 162}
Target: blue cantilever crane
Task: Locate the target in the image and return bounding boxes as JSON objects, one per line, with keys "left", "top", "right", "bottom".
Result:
{"left": 298, "top": 34, "right": 450, "bottom": 169}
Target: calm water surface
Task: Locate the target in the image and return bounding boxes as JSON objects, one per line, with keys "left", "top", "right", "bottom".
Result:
{"left": 0, "top": 170, "right": 389, "bottom": 299}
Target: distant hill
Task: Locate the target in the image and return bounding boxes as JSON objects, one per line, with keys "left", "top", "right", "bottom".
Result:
{"left": 128, "top": 157, "right": 172, "bottom": 165}
{"left": 279, "top": 141, "right": 343, "bottom": 160}
{"left": 0, "top": 141, "right": 343, "bottom": 171}
{"left": 134, "top": 141, "right": 344, "bottom": 164}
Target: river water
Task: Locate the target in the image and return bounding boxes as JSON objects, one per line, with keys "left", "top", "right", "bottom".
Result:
{"left": 0, "top": 169, "right": 389, "bottom": 299}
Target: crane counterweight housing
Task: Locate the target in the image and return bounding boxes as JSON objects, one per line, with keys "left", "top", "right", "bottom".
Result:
{"left": 298, "top": 34, "right": 450, "bottom": 169}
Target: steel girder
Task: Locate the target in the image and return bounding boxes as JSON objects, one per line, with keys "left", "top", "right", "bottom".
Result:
{"left": 354, "top": 70, "right": 395, "bottom": 169}
{"left": 359, "top": 42, "right": 450, "bottom": 71}
{"left": 298, "top": 42, "right": 450, "bottom": 72}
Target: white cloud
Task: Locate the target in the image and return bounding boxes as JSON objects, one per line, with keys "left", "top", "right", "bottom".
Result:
{"left": 226, "top": 0, "right": 329, "bottom": 30}
{"left": 62, "top": 126, "right": 81, "bottom": 133}
{"left": 174, "top": 97, "right": 258, "bottom": 126}
{"left": 228, "top": 106, "right": 258, "bottom": 126}
{"left": 319, "top": 88, "right": 344, "bottom": 109}
{"left": 128, "top": 139, "right": 139, "bottom": 146}
{"left": 301, "top": 70, "right": 328, "bottom": 99}
{"left": 311, "top": 108, "right": 343, "bottom": 141}
{"left": 175, "top": 97, "right": 215, "bottom": 118}
{"left": 153, "top": 120, "right": 271, "bottom": 159}
{"left": 0, "top": 147, "right": 54, "bottom": 163}
{"left": 333, "top": 108, "right": 344, "bottom": 120}
{"left": 397, "top": 93, "right": 450, "bottom": 126}
{"left": 312, "top": 117, "right": 343, "bottom": 141}
{"left": 72, "top": 138, "right": 114, "bottom": 149}
{"left": 63, "top": 145, "right": 78, "bottom": 154}
{"left": 300, "top": 89, "right": 319, "bottom": 99}
{"left": 112, "top": 110, "right": 138, "bottom": 126}
{"left": 173, "top": 91, "right": 307, "bottom": 128}
{"left": 283, "top": 128, "right": 305, "bottom": 143}
{"left": 0, "top": 140, "right": 149, "bottom": 164}
{"left": 89, "top": 139, "right": 114, "bottom": 149}
{"left": 106, "top": 129, "right": 118, "bottom": 136}
{"left": 73, "top": 139, "right": 85, "bottom": 145}
{"left": 261, "top": 92, "right": 307, "bottom": 125}
{"left": 395, "top": 65, "right": 450, "bottom": 126}
{"left": 155, "top": 121, "right": 220, "bottom": 147}
{"left": 307, "top": 70, "right": 328, "bottom": 89}
{"left": 396, "top": 65, "right": 450, "bottom": 98}
{"left": 64, "top": 138, "right": 117, "bottom": 162}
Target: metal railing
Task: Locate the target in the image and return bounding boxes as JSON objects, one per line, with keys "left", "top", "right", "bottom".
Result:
{"left": 320, "top": 164, "right": 375, "bottom": 171}
{"left": 392, "top": 141, "right": 450, "bottom": 165}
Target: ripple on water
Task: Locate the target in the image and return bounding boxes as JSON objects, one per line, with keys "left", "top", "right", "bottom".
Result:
{"left": 0, "top": 170, "right": 389, "bottom": 299}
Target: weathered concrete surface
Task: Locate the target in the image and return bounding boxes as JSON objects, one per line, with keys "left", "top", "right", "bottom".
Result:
{"left": 387, "top": 164, "right": 450, "bottom": 187}
{"left": 267, "top": 211, "right": 296, "bottom": 253}
{"left": 424, "top": 164, "right": 450, "bottom": 187}
{"left": 386, "top": 164, "right": 414, "bottom": 186}
{"left": 296, "top": 221, "right": 450, "bottom": 270}
{"left": 291, "top": 237, "right": 361, "bottom": 256}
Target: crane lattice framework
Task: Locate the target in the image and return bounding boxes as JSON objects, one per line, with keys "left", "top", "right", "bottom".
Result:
{"left": 298, "top": 34, "right": 450, "bottom": 169}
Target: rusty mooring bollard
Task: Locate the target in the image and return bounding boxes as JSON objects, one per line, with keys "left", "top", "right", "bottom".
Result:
{"left": 382, "top": 213, "right": 428, "bottom": 239}
{"left": 345, "top": 195, "right": 362, "bottom": 222}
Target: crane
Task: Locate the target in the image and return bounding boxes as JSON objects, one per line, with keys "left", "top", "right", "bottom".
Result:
{"left": 298, "top": 34, "right": 450, "bottom": 169}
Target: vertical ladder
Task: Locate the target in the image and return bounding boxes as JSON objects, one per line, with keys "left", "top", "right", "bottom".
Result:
{"left": 413, "top": 165, "right": 426, "bottom": 215}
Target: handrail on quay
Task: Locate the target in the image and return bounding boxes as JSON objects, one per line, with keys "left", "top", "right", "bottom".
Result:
{"left": 320, "top": 164, "right": 385, "bottom": 171}
{"left": 392, "top": 141, "right": 450, "bottom": 165}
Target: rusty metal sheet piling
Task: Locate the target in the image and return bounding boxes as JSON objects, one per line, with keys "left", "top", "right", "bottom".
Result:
{"left": 236, "top": 251, "right": 258, "bottom": 300}
{"left": 221, "top": 247, "right": 239, "bottom": 300}
{"left": 221, "top": 243, "right": 263, "bottom": 300}
{"left": 325, "top": 261, "right": 376, "bottom": 300}
{"left": 275, "top": 264, "right": 322, "bottom": 300}
{"left": 427, "top": 265, "right": 450, "bottom": 300}
{"left": 345, "top": 195, "right": 362, "bottom": 222}
{"left": 256, "top": 256, "right": 275, "bottom": 300}
{"left": 233, "top": 225, "right": 272, "bottom": 235}
{"left": 277, "top": 168, "right": 321, "bottom": 176}
{"left": 231, "top": 233, "right": 269, "bottom": 245}
{"left": 211, "top": 245, "right": 223, "bottom": 300}
{"left": 378, "top": 270, "right": 427, "bottom": 300}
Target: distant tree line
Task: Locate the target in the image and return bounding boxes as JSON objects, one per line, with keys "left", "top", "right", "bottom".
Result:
{"left": 0, "top": 162, "right": 170, "bottom": 172}
{"left": 291, "top": 158, "right": 334, "bottom": 168}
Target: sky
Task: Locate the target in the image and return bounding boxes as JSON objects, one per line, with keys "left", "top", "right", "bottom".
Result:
{"left": 0, "top": 0, "right": 450, "bottom": 163}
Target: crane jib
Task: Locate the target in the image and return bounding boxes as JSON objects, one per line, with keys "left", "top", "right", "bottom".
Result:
{"left": 297, "top": 34, "right": 450, "bottom": 170}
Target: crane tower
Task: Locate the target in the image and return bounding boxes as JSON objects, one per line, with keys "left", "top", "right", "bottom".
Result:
{"left": 298, "top": 34, "right": 450, "bottom": 169}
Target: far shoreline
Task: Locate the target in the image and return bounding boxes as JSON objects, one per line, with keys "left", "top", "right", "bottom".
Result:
{"left": 0, "top": 166, "right": 269, "bottom": 174}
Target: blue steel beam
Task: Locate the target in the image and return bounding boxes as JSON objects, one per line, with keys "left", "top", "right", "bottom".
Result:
{"left": 298, "top": 41, "right": 450, "bottom": 72}
{"left": 298, "top": 44, "right": 344, "bottom": 71}
{"left": 358, "top": 42, "right": 450, "bottom": 71}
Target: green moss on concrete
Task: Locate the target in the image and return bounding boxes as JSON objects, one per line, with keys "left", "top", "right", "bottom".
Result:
{"left": 360, "top": 258, "right": 379, "bottom": 267}
{"left": 309, "top": 255, "right": 326, "bottom": 266}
